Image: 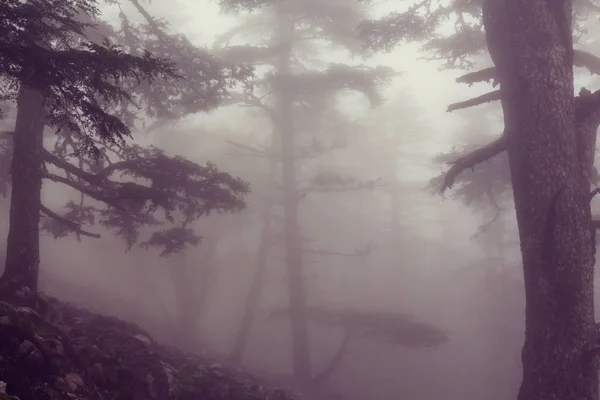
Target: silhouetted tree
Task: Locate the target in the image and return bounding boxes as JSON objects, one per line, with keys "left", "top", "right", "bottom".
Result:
{"left": 0, "top": 0, "right": 250, "bottom": 299}
{"left": 216, "top": 0, "right": 392, "bottom": 388}
{"left": 362, "top": 1, "right": 600, "bottom": 398}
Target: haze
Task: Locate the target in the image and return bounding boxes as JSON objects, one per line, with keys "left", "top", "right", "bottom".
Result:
{"left": 3, "top": 1, "right": 589, "bottom": 399}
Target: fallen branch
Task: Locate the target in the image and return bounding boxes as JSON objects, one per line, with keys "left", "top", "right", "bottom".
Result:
{"left": 447, "top": 90, "right": 501, "bottom": 112}
{"left": 441, "top": 134, "right": 506, "bottom": 192}
{"left": 40, "top": 204, "right": 101, "bottom": 239}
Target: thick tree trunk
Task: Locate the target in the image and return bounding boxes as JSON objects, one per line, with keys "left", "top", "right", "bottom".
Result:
{"left": 1, "top": 87, "right": 45, "bottom": 296}
{"left": 276, "top": 13, "right": 312, "bottom": 383}
{"left": 483, "top": 1, "right": 599, "bottom": 399}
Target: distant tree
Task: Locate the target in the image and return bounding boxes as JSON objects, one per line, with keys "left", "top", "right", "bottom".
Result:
{"left": 213, "top": 3, "right": 451, "bottom": 398}
{"left": 361, "top": 1, "right": 600, "bottom": 399}
{"left": 269, "top": 305, "right": 447, "bottom": 390}
{"left": 0, "top": 0, "right": 250, "bottom": 299}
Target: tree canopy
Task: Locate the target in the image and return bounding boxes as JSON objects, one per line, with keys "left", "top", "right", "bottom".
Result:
{"left": 0, "top": 0, "right": 253, "bottom": 258}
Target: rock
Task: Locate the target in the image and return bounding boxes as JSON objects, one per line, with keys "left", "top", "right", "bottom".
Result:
{"left": 0, "top": 293, "right": 300, "bottom": 400}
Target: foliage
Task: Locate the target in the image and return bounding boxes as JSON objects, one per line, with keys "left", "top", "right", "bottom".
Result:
{"left": 360, "top": 1, "right": 600, "bottom": 215}
{"left": 0, "top": 0, "right": 252, "bottom": 256}
{"left": 270, "top": 306, "right": 447, "bottom": 347}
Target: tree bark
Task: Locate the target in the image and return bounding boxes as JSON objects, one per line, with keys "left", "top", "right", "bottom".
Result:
{"left": 482, "top": 1, "right": 599, "bottom": 399}
{"left": 1, "top": 87, "right": 45, "bottom": 296}
{"left": 276, "top": 11, "right": 312, "bottom": 384}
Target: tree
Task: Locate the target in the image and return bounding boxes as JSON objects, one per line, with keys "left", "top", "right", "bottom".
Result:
{"left": 361, "top": 0, "right": 600, "bottom": 398}
{"left": 215, "top": 0, "right": 393, "bottom": 387}
{"left": 0, "top": 0, "right": 250, "bottom": 299}
{"left": 269, "top": 305, "right": 447, "bottom": 391}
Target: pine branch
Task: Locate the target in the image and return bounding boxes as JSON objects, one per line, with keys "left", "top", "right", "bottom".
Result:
{"left": 40, "top": 204, "right": 101, "bottom": 239}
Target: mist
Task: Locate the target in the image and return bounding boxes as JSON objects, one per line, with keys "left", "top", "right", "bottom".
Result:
{"left": 5, "top": 1, "right": 599, "bottom": 399}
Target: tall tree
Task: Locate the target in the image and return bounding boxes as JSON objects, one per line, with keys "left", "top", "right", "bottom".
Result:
{"left": 362, "top": 1, "right": 600, "bottom": 398}
{"left": 0, "top": 0, "right": 250, "bottom": 300}
{"left": 216, "top": 0, "right": 391, "bottom": 386}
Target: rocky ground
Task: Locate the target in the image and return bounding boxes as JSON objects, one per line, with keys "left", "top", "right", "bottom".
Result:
{"left": 0, "top": 291, "right": 298, "bottom": 400}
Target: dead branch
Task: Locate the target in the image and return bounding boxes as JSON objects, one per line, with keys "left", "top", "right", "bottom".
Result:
{"left": 40, "top": 204, "right": 101, "bottom": 239}
{"left": 455, "top": 50, "right": 600, "bottom": 87}
{"left": 447, "top": 90, "right": 501, "bottom": 112}
{"left": 456, "top": 67, "right": 496, "bottom": 86}
{"left": 593, "top": 219, "right": 600, "bottom": 231}
{"left": 441, "top": 134, "right": 506, "bottom": 193}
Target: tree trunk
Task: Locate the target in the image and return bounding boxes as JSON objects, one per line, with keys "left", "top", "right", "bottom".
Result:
{"left": 170, "top": 239, "right": 218, "bottom": 350}
{"left": 1, "top": 87, "right": 45, "bottom": 296}
{"left": 483, "top": 1, "right": 599, "bottom": 399}
{"left": 276, "top": 12, "right": 312, "bottom": 383}
{"left": 228, "top": 201, "right": 273, "bottom": 365}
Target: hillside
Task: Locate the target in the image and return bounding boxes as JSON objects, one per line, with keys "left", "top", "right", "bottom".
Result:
{"left": 0, "top": 291, "right": 297, "bottom": 400}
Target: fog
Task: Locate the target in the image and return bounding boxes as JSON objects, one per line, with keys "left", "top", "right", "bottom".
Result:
{"left": 6, "top": 1, "right": 599, "bottom": 400}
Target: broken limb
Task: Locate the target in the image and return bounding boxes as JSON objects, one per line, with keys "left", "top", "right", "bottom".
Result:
{"left": 40, "top": 204, "right": 101, "bottom": 239}
{"left": 455, "top": 67, "right": 496, "bottom": 86}
{"left": 455, "top": 50, "right": 600, "bottom": 87}
{"left": 441, "top": 134, "right": 506, "bottom": 193}
{"left": 446, "top": 90, "right": 500, "bottom": 112}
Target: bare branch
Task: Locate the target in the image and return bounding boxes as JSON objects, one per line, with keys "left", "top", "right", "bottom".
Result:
{"left": 441, "top": 134, "right": 506, "bottom": 193}
{"left": 456, "top": 67, "right": 496, "bottom": 86}
{"left": 447, "top": 90, "right": 501, "bottom": 112}
{"left": 455, "top": 50, "right": 600, "bottom": 87}
{"left": 40, "top": 204, "right": 101, "bottom": 239}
